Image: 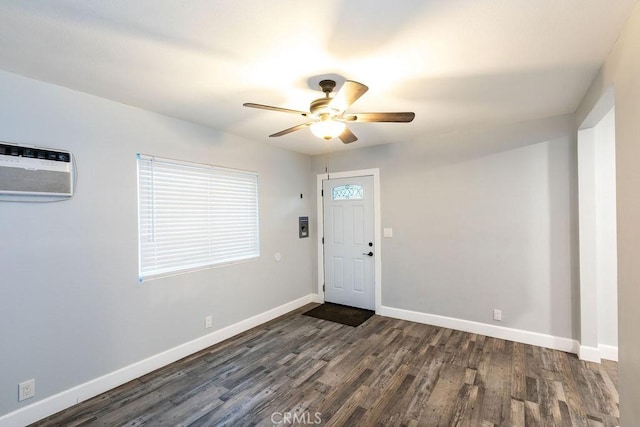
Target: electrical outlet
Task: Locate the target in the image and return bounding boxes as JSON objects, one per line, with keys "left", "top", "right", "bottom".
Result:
{"left": 18, "top": 379, "right": 35, "bottom": 401}
{"left": 493, "top": 309, "right": 502, "bottom": 321}
{"left": 205, "top": 315, "right": 212, "bottom": 329}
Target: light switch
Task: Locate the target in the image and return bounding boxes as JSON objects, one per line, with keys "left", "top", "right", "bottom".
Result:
{"left": 383, "top": 228, "right": 393, "bottom": 238}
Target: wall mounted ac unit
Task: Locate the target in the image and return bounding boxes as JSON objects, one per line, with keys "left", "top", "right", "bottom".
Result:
{"left": 0, "top": 142, "right": 74, "bottom": 197}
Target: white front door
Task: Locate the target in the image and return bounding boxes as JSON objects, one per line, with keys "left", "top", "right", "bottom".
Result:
{"left": 323, "top": 176, "right": 375, "bottom": 310}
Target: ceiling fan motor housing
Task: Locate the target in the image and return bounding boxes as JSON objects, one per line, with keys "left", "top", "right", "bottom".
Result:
{"left": 310, "top": 97, "right": 335, "bottom": 115}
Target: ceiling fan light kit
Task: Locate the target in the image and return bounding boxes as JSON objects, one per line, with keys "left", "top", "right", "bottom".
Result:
{"left": 310, "top": 120, "right": 346, "bottom": 140}
{"left": 243, "top": 79, "right": 415, "bottom": 144}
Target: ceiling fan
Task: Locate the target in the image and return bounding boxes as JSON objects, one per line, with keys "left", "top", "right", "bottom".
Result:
{"left": 243, "top": 79, "right": 415, "bottom": 144}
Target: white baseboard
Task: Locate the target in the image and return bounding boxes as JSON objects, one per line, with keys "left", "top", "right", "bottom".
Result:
{"left": 598, "top": 344, "right": 619, "bottom": 362}
{"left": 378, "top": 305, "right": 579, "bottom": 354}
{"left": 309, "top": 293, "right": 323, "bottom": 304}
{"left": 575, "top": 344, "right": 618, "bottom": 363}
{"left": 578, "top": 345, "right": 602, "bottom": 363}
{"left": 0, "top": 294, "right": 319, "bottom": 427}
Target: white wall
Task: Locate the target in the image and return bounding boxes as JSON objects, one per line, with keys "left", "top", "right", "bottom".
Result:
{"left": 311, "top": 115, "right": 579, "bottom": 341}
{"left": 576, "top": 3, "right": 640, "bottom": 423}
{"left": 0, "top": 70, "right": 314, "bottom": 418}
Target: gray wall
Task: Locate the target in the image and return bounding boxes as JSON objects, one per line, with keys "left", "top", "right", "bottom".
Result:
{"left": 0, "top": 70, "right": 314, "bottom": 416}
{"left": 576, "top": 4, "right": 640, "bottom": 423}
{"left": 312, "top": 115, "right": 579, "bottom": 339}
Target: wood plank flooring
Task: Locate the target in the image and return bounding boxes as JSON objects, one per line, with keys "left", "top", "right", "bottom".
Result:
{"left": 32, "top": 304, "right": 619, "bottom": 426}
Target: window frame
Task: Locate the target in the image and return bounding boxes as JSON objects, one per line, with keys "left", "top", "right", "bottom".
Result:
{"left": 136, "top": 154, "right": 260, "bottom": 282}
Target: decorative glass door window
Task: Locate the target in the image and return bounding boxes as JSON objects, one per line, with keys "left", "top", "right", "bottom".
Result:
{"left": 332, "top": 184, "right": 364, "bottom": 200}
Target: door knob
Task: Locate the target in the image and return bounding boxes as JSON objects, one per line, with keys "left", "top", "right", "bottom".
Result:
{"left": 362, "top": 251, "right": 374, "bottom": 257}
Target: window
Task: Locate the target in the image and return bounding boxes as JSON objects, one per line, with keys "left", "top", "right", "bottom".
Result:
{"left": 332, "top": 184, "right": 364, "bottom": 200}
{"left": 137, "top": 154, "right": 259, "bottom": 281}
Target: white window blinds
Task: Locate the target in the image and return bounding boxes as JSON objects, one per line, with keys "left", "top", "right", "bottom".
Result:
{"left": 137, "top": 154, "right": 259, "bottom": 281}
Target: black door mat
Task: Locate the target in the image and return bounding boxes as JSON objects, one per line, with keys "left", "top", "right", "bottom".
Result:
{"left": 303, "top": 302, "right": 375, "bottom": 327}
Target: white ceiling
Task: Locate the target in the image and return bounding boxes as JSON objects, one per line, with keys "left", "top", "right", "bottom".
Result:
{"left": 0, "top": 1, "right": 636, "bottom": 155}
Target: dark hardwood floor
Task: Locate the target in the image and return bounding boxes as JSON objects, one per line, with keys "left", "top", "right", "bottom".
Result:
{"left": 32, "top": 304, "right": 619, "bottom": 426}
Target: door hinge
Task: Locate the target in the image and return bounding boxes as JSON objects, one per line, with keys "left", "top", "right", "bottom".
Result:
{"left": 322, "top": 237, "right": 324, "bottom": 244}
{"left": 323, "top": 284, "right": 325, "bottom": 292}
{"left": 321, "top": 189, "right": 324, "bottom": 197}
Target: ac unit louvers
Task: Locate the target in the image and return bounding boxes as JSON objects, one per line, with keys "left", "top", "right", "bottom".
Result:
{"left": 0, "top": 142, "right": 74, "bottom": 197}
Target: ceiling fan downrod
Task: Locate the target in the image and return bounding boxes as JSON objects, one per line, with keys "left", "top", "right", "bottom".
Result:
{"left": 318, "top": 79, "right": 336, "bottom": 96}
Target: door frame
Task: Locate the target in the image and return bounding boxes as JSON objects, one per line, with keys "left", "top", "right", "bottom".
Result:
{"left": 316, "top": 168, "right": 381, "bottom": 313}
{"left": 576, "top": 86, "right": 618, "bottom": 363}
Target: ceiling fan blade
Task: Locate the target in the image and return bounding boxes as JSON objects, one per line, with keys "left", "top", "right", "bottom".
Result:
{"left": 243, "top": 103, "right": 308, "bottom": 116}
{"left": 343, "top": 112, "right": 416, "bottom": 123}
{"left": 339, "top": 127, "right": 358, "bottom": 144}
{"left": 329, "top": 80, "right": 368, "bottom": 111}
{"left": 269, "top": 122, "right": 312, "bottom": 137}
